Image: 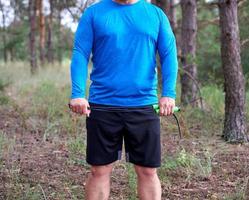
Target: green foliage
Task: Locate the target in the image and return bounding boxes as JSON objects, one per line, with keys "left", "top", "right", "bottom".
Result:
{"left": 175, "top": 84, "right": 226, "bottom": 137}
{"left": 0, "top": 75, "right": 11, "bottom": 105}
{"left": 195, "top": 0, "right": 249, "bottom": 86}
{"left": 201, "top": 84, "right": 225, "bottom": 115}
{"left": 5, "top": 180, "right": 45, "bottom": 200}
{"left": 0, "top": 20, "right": 73, "bottom": 63}
{"left": 223, "top": 193, "right": 244, "bottom": 200}
{"left": 246, "top": 91, "right": 249, "bottom": 120}
{"left": 23, "top": 185, "right": 44, "bottom": 200}
{"left": 222, "top": 179, "right": 248, "bottom": 200}
{"left": 0, "top": 131, "right": 15, "bottom": 168}
{"left": 32, "top": 81, "right": 67, "bottom": 120}
{"left": 0, "top": 76, "right": 11, "bottom": 91}
{"left": 160, "top": 148, "right": 213, "bottom": 181}
{"left": 197, "top": 6, "right": 222, "bottom": 85}
{"left": 0, "top": 132, "right": 7, "bottom": 167}
{"left": 67, "top": 135, "right": 88, "bottom": 166}
{"left": 239, "top": 0, "right": 249, "bottom": 80}
{"left": 127, "top": 164, "right": 137, "bottom": 200}
{"left": 68, "top": 136, "right": 86, "bottom": 156}
{"left": 0, "top": 92, "right": 9, "bottom": 105}
{"left": 0, "top": 62, "right": 86, "bottom": 138}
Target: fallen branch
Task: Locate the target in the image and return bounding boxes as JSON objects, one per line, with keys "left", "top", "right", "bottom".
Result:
{"left": 179, "top": 67, "right": 204, "bottom": 109}
{"left": 198, "top": 17, "right": 219, "bottom": 29}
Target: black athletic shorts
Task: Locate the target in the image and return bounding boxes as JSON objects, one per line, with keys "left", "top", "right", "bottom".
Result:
{"left": 86, "top": 103, "right": 161, "bottom": 168}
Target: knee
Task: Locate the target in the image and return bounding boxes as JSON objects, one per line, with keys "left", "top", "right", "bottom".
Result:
{"left": 134, "top": 165, "right": 157, "bottom": 179}
{"left": 90, "top": 164, "right": 113, "bottom": 178}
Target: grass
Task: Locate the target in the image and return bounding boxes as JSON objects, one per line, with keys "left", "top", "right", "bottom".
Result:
{"left": 67, "top": 134, "right": 88, "bottom": 167}
{"left": 5, "top": 179, "right": 46, "bottom": 200}
{"left": 1, "top": 62, "right": 247, "bottom": 138}
{"left": 0, "top": 75, "right": 11, "bottom": 105}
{"left": 0, "top": 61, "right": 87, "bottom": 136}
{"left": 159, "top": 148, "right": 213, "bottom": 181}
{"left": 62, "top": 180, "right": 85, "bottom": 200}
{"left": 223, "top": 179, "right": 248, "bottom": 200}
{"left": 127, "top": 164, "right": 137, "bottom": 200}
{"left": 0, "top": 132, "right": 7, "bottom": 167}
{"left": 0, "top": 92, "right": 10, "bottom": 105}
{"left": 201, "top": 84, "right": 225, "bottom": 116}
{"left": 246, "top": 92, "right": 249, "bottom": 120}
{"left": 0, "top": 131, "right": 16, "bottom": 168}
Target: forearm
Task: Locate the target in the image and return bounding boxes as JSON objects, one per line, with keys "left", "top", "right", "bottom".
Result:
{"left": 161, "top": 42, "right": 178, "bottom": 98}
{"left": 70, "top": 50, "right": 89, "bottom": 99}
{"left": 160, "top": 38, "right": 178, "bottom": 99}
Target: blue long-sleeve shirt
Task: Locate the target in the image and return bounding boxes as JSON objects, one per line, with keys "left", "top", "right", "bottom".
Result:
{"left": 70, "top": 0, "right": 178, "bottom": 106}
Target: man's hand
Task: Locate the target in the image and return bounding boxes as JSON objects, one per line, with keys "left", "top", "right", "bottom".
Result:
{"left": 69, "top": 98, "right": 90, "bottom": 116}
{"left": 159, "top": 97, "right": 175, "bottom": 116}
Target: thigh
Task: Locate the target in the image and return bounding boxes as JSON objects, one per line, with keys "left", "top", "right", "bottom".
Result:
{"left": 123, "top": 106, "right": 161, "bottom": 168}
{"left": 86, "top": 108, "right": 124, "bottom": 166}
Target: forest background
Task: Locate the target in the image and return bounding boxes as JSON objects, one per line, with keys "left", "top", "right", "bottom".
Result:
{"left": 0, "top": 0, "right": 249, "bottom": 199}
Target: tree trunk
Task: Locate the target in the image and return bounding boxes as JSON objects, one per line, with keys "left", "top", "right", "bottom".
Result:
{"left": 180, "top": 0, "right": 198, "bottom": 106}
{"left": 150, "top": 0, "right": 157, "bottom": 5}
{"left": 218, "top": 0, "right": 248, "bottom": 143}
{"left": 169, "top": 0, "right": 177, "bottom": 33}
{"left": 57, "top": 6, "right": 63, "bottom": 64}
{"left": 154, "top": 0, "right": 170, "bottom": 94}
{"left": 37, "top": 0, "right": 46, "bottom": 66}
{"left": 155, "top": 0, "right": 170, "bottom": 14}
{"left": 0, "top": 1, "right": 7, "bottom": 63}
{"left": 152, "top": 0, "right": 177, "bottom": 31}
{"left": 28, "top": 0, "right": 38, "bottom": 74}
{"left": 152, "top": 0, "right": 178, "bottom": 95}
{"left": 47, "top": 0, "right": 54, "bottom": 63}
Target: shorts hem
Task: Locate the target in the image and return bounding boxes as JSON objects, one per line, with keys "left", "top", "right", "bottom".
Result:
{"left": 128, "top": 160, "right": 161, "bottom": 168}
{"left": 86, "top": 158, "right": 120, "bottom": 166}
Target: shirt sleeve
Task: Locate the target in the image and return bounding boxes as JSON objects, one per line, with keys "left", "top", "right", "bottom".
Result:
{"left": 157, "top": 11, "right": 178, "bottom": 99}
{"left": 70, "top": 8, "right": 93, "bottom": 99}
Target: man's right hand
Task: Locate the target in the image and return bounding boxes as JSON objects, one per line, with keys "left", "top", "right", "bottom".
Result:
{"left": 69, "top": 98, "right": 90, "bottom": 116}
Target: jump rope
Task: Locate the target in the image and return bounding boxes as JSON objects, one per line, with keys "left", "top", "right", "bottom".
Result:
{"left": 69, "top": 103, "right": 182, "bottom": 139}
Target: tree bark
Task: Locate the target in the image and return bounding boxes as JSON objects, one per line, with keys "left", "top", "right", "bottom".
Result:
{"left": 57, "top": 6, "right": 63, "bottom": 64}
{"left": 169, "top": 0, "right": 177, "bottom": 33}
{"left": 155, "top": 0, "right": 170, "bottom": 14}
{"left": 218, "top": 0, "right": 248, "bottom": 143}
{"left": 37, "top": 0, "right": 46, "bottom": 66}
{"left": 150, "top": 0, "right": 157, "bottom": 5}
{"left": 153, "top": 0, "right": 170, "bottom": 94}
{"left": 0, "top": 1, "right": 7, "bottom": 62}
{"left": 28, "top": 0, "right": 38, "bottom": 74}
{"left": 151, "top": 0, "right": 177, "bottom": 31}
{"left": 180, "top": 0, "right": 198, "bottom": 106}
{"left": 47, "top": 0, "right": 54, "bottom": 63}
{"left": 151, "top": 0, "right": 178, "bottom": 95}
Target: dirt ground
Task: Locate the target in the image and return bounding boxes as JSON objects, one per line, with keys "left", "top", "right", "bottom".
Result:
{"left": 0, "top": 105, "right": 249, "bottom": 200}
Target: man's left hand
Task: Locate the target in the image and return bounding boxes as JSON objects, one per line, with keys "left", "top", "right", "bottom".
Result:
{"left": 159, "top": 97, "right": 175, "bottom": 116}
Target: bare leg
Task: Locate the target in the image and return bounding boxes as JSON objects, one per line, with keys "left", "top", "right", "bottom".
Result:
{"left": 85, "top": 163, "right": 114, "bottom": 200}
{"left": 134, "top": 165, "right": 161, "bottom": 200}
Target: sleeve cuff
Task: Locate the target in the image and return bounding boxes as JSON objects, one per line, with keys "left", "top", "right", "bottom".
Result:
{"left": 71, "top": 93, "right": 85, "bottom": 99}
{"left": 161, "top": 91, "right": 176, "bottom": 99}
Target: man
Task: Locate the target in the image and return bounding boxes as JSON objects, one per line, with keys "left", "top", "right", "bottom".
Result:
{"left": 69, "top": 0, "right": 178, "bottom": 198}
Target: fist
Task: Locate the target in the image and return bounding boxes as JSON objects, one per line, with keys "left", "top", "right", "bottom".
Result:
{"left": 69, "top": 98, "right": 90, "bottom": 116}
{"left": 159, "top": 97, "right": 175, "bottom": 116}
